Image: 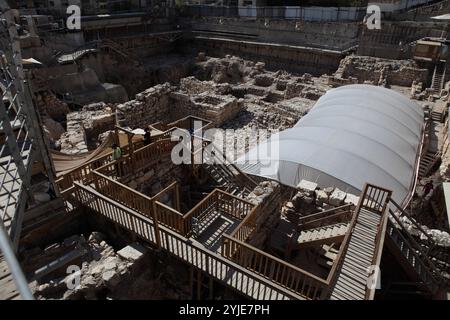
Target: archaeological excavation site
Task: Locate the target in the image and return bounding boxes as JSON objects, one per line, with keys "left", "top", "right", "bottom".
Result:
{"left": 1, "top": 0, "right": 450, "bottom": 303}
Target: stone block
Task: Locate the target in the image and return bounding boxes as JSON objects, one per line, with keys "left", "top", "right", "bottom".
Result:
{"left": 102, "top": 270, "right": 120, "bottom": 286}
{"left": 344, "top": 193, "right": 360, "bottom": 206}
{"left": 296, "top": 179, "right": 317, "bottom": 196}
{"left": 117, "top": 243, "right": 146, "bottom": 262}
{"left": 315, "top": 189, "right": 328, "bottom": 205}
{"left": 329, "top": 188, "right": 346, "bottom": 206}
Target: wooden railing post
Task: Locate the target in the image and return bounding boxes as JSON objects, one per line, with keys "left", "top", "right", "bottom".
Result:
{"left": 151, "top": 200, "right": 162, "bottom": 249}
{"left": 175, "top": 183, "right": 180, "bottom": 212}
{"left": 128, "top": 132, "right": 135, "bottom": 174}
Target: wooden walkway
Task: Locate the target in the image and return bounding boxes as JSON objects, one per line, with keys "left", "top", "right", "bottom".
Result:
{"left": 329, "top": 185, "right": 391, "bottom": 300}
{"left": 0, "top": 254, "right": 20, "bottom": 300}
{"left": 74, "top": 183, "right": 303, "bottom": 300}
{"left": 330, "top": 208, "right": 381, "bottom": 300}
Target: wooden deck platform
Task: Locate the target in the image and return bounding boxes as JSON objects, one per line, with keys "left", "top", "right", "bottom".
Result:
{"left": 196, "top": 211, "right": 241, "bottom": 252}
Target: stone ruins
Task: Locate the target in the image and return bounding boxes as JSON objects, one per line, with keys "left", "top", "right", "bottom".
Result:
{"left": 1, "top": 2, "right": 450, "bottom": 302}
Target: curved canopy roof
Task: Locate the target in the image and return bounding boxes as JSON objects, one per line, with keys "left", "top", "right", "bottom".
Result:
{"left": 236, "top": 85, "right": 424, "bottom": 205}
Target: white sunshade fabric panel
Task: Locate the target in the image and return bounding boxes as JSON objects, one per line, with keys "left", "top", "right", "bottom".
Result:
{"left": 236, "top": 84, "right": 424, "bottom": 205}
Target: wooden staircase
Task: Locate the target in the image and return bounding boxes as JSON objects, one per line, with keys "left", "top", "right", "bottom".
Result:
{"left": 431, "top": 61, "right": 446, "bottom": 93}
{"left": 329, "top": 184, "right": 391, "bottom": 300}
{"left": 98, "top": 39, "right": 143, "bottom": 67}
{"left": 385, "top": 220, "right": 441, "bottom": 295}
{"left": 418, "top": 151, "right": 441, "bottom": 179}
{"left": 384, "top": 201, "right": 447, "bottom": 297}
{"left": 430, "top": 110, "right": 444, "bottom": 123}
{"left": 204, "top": 163, "right": 251, "bottom": 197}
{"left": 296, "top": 223, "right": 348, "bottom": 248}
{"left": 202, "top": 146, "right": 257, "bottom": 198}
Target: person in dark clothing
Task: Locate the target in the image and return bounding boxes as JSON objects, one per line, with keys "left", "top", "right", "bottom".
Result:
{"left": 143, "top": 128, "right": 151, "bottom": 146}
{"left": 47, "top": 180, "right": 56, "bottom": 199}
{"left": 423, "top": 181, "right": 434, "bottom": 197}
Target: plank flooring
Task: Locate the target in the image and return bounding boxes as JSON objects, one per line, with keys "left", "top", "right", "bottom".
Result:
{"left": 330, "top": 208, "right": 381, "bottom": 300}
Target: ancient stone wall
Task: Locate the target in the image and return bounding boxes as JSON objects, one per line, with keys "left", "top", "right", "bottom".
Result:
{"left": 245, "top": 181, "right": 281, "bottom": 249}
{"left": 335, "top": 55, "right": 429, "bottom": 87}
{"left": 58, "top": 102, "right": 116, "bottom": 154}
{"left": 170, "top": 91, "right": 242, "bottom": 126}
{"left": 189, "top": 37, "right": 343, "bottom": 76}
{"left": 116, "top": 83, "right": 173, "bottom": 129}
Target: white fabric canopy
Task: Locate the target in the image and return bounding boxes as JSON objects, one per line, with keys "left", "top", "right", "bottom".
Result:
{"left": 236, "top": 85, "right": 424, "bottom": 205}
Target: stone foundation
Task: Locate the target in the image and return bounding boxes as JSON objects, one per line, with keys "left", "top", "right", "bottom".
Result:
{"left": 334, "top": 55, "right": 428, "bottom": 87}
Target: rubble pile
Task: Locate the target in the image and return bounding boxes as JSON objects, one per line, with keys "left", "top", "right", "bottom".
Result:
{"left": 35, "top": 91, "right": 70, "bottom": 121}
{"left": 246, "top": 180, "right": 279, "bottom": 206}
{"left": 26, "top": 231, "right": 191, "bottom": 300}
{"left": 281, "top": 179, "right": 359, "bottom": 225}
{"left": 58, "top": 102, "right": 115, "bottom": 154}
{"left": 194, "top": 55, "right": 256, "bottom": 84}
{"left": 27, "top": 232, "right": 141, "bottom": 299}
{"left": 34, "top": 91, "right": 71, "bottom": 147}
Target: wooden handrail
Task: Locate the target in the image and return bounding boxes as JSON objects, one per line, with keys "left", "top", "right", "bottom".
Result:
{"left": 387, "top": 213, "right": 443, "bottom": 292}
{"left": 154, "top": 200, "right": 185, "bottom": 234}
{"left": 324, "top": 184, "right": 372, "bottom": 293}
{"left": 298, "top": 203, "right": 353, "bottom": 224}
{"left": 208, "top": 144, "right": 258, "bottom": 188}
{"left": 228, "top": 183, "right": 281, "bottom": 242}
{"left": 388, "top": 207, "right": 442, "bottom": 280}
{"left": 223, "top": 235, "right": 327, "bottom": 284}
{"left": 183, "top": 188, "right": 219, "bottom": 220}
{"left": 300, "top": 210, "right": 353, "bottom": 230}
{"left": 215, "top": 188, "right": 256, "bottom": 207}
{"left": 228, "top": 205, "right": 259, "bottom": 241}
{"left": 222, "top": 235, "right": 327, "bottom": 299}
{"left": 365, "top": 201, "right": 390, "bottom": 299}
{"left": 390, "top": 199, "right": 434, "bottom": 243}
{"left": 93, "top": 170, "right": 154, "bottom": 201}
{"left": 152, "top": 181, "right": 178, "bottom": 202}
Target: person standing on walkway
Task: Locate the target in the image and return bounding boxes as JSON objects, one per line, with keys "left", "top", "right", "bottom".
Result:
{"left": 143, "top": 128, "right": 151, "bottom": 146}
{"left": 112, "top": 143, "right": 123, "bottom": 175}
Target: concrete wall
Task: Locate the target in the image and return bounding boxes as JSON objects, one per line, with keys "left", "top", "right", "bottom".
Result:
{"left": 186, "top": 5, "right": 366, "bottom": 21}
{"left": 370, "top": 0, "right": 440, "bottom": 12}
{"left": 388, "top": 0, "right": 450, "bottom": 21}
{"left": 187, "top": 17, "right": 360, "bottom": 51}
{"left": 357, "top": 21, "right": 447, "bottom": 59}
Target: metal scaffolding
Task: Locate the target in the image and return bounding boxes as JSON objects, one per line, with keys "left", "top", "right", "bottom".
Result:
{"left": 0, "top": 8, "right": 54, "bottom": 300}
